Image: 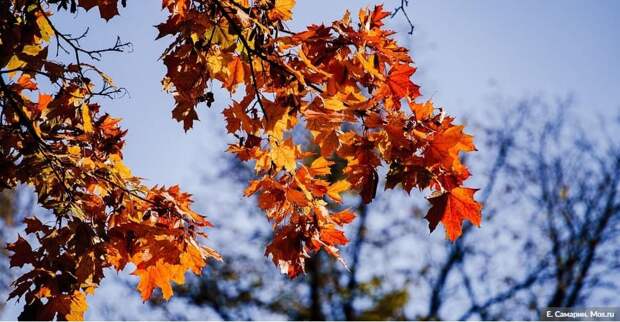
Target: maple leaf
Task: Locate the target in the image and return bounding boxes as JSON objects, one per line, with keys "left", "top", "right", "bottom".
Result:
{"left": 426, "top": 124, "right": 476, "bottom": 178}
{"left": 223, "top": 56, "right": 246, "bottom": 91}
{"left": 18, "top": 290, "right": 89, "bottom": 321}
{"left": 385, "top": 64, "right": 420, "bottom": 99}
{"left": 172, "top": 101, "right": 200, "bottom": 131}
{"left": 268, "top": 0, "right": 296, "bottom": 21}
{"left": 286, "top": 188, "right": 309, "bottom": 206}
{"left": 79, "top": 0, "right": 121, "bottom": 21}
{"left": 331, "top": 209, "right": 356, "bottom": 225}
{"left": 425, "top": 187, "right": 482, "bottom": 241}
{"left": 24, "top": 217, "right": 48, "bottom": 234}
{"left": 7, "top": 236, "right": 35, "bottom": 267}
{"left": 163, "top": 0, "right": 188, "bottom": 16}
{"left": 270, "top": 139, "right": 297, "bottom": 172}
{"left": 356, "top": 52, "right": 384, "bottom": 80}
{"left": 134, "top": 260, "right": 185, "bottom": 301}
{"left": 319, "top": 131, "right": 340, "bottom": 157}
{"left": 44, "top": 291, "right": 88, "bottom": 321}
{"left": 409, "top": 99, "right": 434, "bottom": 121}
{"left": 369, "top": 4, "right": 391, "bottom": 28}
{"left": 319, "top": 226, "right": 348, "bottom": 246}
{"left": 327, "top": 180, "right": 351, "bottom": 203}
{"left": 3, "top": 0, "right": 482, "bottom": 314}
{"left": 265, "top": 225, "right": 306, "bottom": 278}
{"left": 309, "top": 157, "right": 334, "bottom": 176}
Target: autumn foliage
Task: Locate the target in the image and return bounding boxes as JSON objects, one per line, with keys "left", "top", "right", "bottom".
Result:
{"left": 0, "top": 0, "right": 481, "bottom": 319}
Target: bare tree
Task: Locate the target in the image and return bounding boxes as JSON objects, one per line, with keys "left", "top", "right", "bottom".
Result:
{"left": 455, "top": 99, "right": 620, "bottom": 320}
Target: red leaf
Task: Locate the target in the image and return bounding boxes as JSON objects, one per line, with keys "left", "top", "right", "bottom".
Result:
{"left": 386, "top": 64, "right": 420, "bottom": 98}
{"left": 425, "top": 187, "right": 482, "bottom": 241}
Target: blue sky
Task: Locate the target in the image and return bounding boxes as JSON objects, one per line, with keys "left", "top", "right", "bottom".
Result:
{"left": 2, "top": 0, "right": 620, "bottom": 319}
{"left": 44, "top": 0, "right": 620, "bottom": 189}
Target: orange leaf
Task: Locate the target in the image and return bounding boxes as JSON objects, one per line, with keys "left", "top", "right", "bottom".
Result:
{"left": 331, "top": 209, "right": 356, "bottom": 225}
{"left": 268, "top": 0, "right": 296, "bottom": 21}
{"left": 64, "top": 291, "right": 88, "bottom": 321}
{"left": 409, "top": 99, "right": 434, "bottom": 120}
{"left": 286, "top": 188, "right": 309, "bottom": 206}
{"left": 425, "top": 187, "right": 482, "bottom": 241}
{"left": 427, "top": 125, "right": 476, "bottom": 175}
{"left": 36, "top": 93, "right": 52, "bottom": 113}
{"left": 224, "top": 57, "right": 246, "bottom": 91}
{"left": 320, "top": 226, "right": 348, "bottom": 246}
{"left": 134, "top": 260, "right": 185, "bottom": 301}
{"left": 17, "top": 74, "right": 37, "bottom": 90}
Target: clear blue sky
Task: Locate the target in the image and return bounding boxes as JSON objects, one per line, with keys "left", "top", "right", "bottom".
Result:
{"left": 2, "top": 0, "right": 620, "bottom": 319}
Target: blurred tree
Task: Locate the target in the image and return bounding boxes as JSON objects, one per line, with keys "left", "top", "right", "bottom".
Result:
{"left": 0, "top": 189, "right": 16, "bottom": 315}
{"left": 457, "top": 100, "right": 620, "bottom": 320}
{"left": 0, "top": 187, "right": 34, "bottom": 315}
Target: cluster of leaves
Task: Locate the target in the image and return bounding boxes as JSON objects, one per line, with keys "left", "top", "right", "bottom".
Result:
{"left": 0, "top": 0, "right": 481, "bottom": 319}
{"left": 1, "top": 1, "right": 219, "bottom": 319}
{"left": 156, "top": 0, "right": 481, "bottom": 277}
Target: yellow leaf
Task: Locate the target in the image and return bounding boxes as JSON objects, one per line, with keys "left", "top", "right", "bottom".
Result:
{"left": 190, "top": 32, "right": 199, "bottom": 44}
{"left": 22, "top": 44, "right": 44, "bottom": 56}
{"left": 206, "top": 53, "right": 224, "bottom": 75}
{"left": 356, "top": 52, "right": 384, "bottom": 80}
{"left": 323, "top": 97, "right": 345, "bottom": 111}
{"left": 84, "top": 286, "right": 96, "bottom": 296}
{"left": 206, "top": 26, "right": 235, "bottom": 48}
{"left": 327, "top": 180, "right": 351, "bottom": 203}
{"left": 310, "top": 157, "right": 334, "bottom": 176}
{"left": 70, "top": 89, "right": 86, "bottom": 106}
{"left": 87, "top": 183, "right": 108, "bottom": 197}
{"left": 36, "top": 13, "right": 54, "bottom": 42}
{"left": 110, "top": 154, "right": 132, "bottom": 179}
{"left": 235, "top": 35, "right": 254, "bottom": 54}
{"left": 254, "top": 150, "right": 271, "bottom": 172}
{"left": 5, "top": 55, "right": 26, "bottom": 78}
{"left": 270, "top": 139, "right": 297, "bottom": 172}
{"left": 70, "top": 204, "right": 87, "bottom": 220}
{"left": 81, "top": 104, "right": 93, "bottom": 133}
{"left": 270, "top": 108, "right": 291, "bottom": 141}
{"left": 269, "top": 0, "right": 296, "bottom": 21}
{"left": 65, "top": 291, "right": 88, "bottom": 321}
{"left": 100, "top": 72, "right": 115, "bottom": 86}
{"left": 68, "top": 146, "right": 81, "bottom": 155}
{"left": 80, "top": 157, "right": 96, "bottom": 171}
